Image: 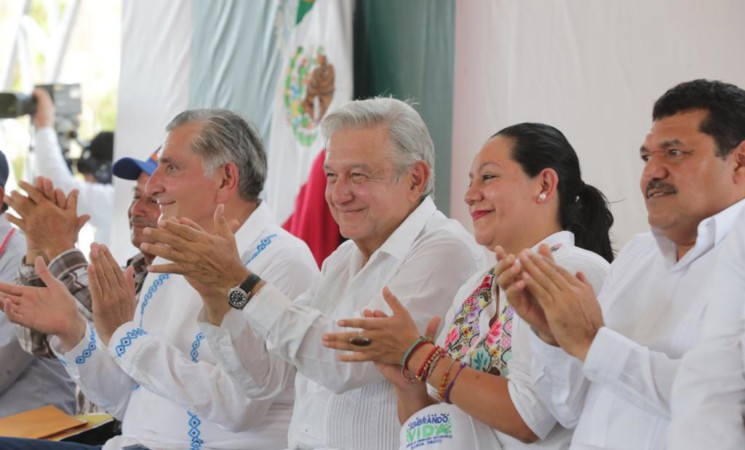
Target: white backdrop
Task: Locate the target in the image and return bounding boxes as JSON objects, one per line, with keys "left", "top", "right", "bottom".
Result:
{"left": 115, "top": 0, "right": 745, "bottom": 261}
{"left": 450, "top": 0, "right": 745, "bottom": 250}
{"left": 112, "top": 0, "right": 191, "bottom": 261}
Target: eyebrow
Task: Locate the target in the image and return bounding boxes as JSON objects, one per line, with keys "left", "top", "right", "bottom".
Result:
{"left": 322, "top": 163, "right": 372, "bottom": 172}
{"left": 469, "top": 162, "right": 501, "bottom": 178}
{"left": 640, "top": 138, "right": 685, "bottom": 154}
{"left": 659, "top": 139, "right": 684, "bottom": 148}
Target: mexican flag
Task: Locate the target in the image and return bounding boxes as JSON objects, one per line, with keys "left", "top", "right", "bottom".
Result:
{"left": 266, "top": 0, "right": 353, "bottom": 265}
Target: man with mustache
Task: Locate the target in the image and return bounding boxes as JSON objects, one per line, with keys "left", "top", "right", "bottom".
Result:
{"left": 4, "top": 151, "right": 160, "bottom": 416}
{"left": 499, "top": 79, "right": 745, "bottom": 449}
{"left": 7, "top": 151, "right": 160, "bottom": 361}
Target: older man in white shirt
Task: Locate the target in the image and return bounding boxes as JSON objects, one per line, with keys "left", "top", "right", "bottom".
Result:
{"left": 503, "top": 79, "right": 745, "bottom": 450}
{"left": 667, "top": 210, "right": 745, "bottom": 450}
{"left": 0, "top": 109, "right": 319, "bottom": 450}
{"left": 143, "top": 98, "right": 486, "bottom": 450}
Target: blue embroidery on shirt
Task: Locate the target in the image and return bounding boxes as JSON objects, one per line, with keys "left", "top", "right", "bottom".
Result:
{"left": 187, "top": 412, "right": 203, "bottom": 449}
{"left": 187, "top": 331, "right": 206, "bottom": 449}
{"left": 245, "top": 234, "right": 278, "bottom": 265}
{"left": 135, "top": 234, "right": 275, "bottom": 449}
{"left": 189, "top": 332, "right": 205, "bottom": 362}
{"left": 114, "top": 328, "right": 147, "bottom": 357}
{"left": 74, "top": 325, "right": 98, "bottom": 364}
{"left": 138, "top": 273, "right": 171, "bottom": 327}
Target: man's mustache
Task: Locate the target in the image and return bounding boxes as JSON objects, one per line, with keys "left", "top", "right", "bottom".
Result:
{"left": 130, "top": 217, "right": 157, "bottom": 228}
{"left": 645, "top": 179, "right": 677, "bottom": 198}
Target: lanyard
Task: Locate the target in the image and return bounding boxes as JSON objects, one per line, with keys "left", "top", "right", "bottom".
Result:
{"left": 0, "top": 228, "right": 15, "bottom": 255}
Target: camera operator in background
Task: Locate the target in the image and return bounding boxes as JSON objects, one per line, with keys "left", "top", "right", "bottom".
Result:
{"left": 31, "top": 88, "right": 114, "bottom": 247}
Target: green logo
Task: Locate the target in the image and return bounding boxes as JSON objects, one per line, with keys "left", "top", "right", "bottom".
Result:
{"left": 405, "top": 413, "right": 453, "bottom": 448}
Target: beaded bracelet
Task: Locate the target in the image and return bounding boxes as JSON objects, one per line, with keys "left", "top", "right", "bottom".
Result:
{"left": 422, "top": 348, "right": 445, "bottom": 384}
{"left": 401, "top": 337, "right": 433, "bottom": 382}
{"left": 436, "top": 356, "right": 460, "bottom": 401}
{"left": 443, "top": 362, "right": 467, "bottom": 404}
{"left": 414, "top": 345, "right": 442, "bottom": 382}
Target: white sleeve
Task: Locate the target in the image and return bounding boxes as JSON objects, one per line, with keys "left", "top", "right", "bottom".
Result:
{"left": 583, "top": 326, "right": 678, "bottom": 419}
{"left": 199, "top": 244, "right": 315, "bottom": 401}
{"left": 109, "top": 321, "right": 285, "bottom": 432}
{"left": 668, "top": 228, "right": 745, "bottom": 450}
{"left": 520, "top": 250, "right": 609, "bottom": 432}
{"left": 199, "top": 309, "right": 295, "bottom": 402}
{"left": 507, "top": 317, "right": 559, "bottom": 439}
{"left": 529, "top": 330, "right": 589, "bottom": 429}
{"left": 53, "top": 323, "right": 136, "bottom": 419}
{"left": 243, "top": 234, "right": 481, "bottom": 394}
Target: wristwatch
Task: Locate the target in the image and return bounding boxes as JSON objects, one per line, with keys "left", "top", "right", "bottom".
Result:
{"left": 227, "top": 273, "right": 262, "bottom": 310}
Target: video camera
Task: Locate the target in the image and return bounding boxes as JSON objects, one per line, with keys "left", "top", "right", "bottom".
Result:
{"left": 0, "top": 83, "right": 82, "bottom": 155}
{"left": 0, "top": 83, "right": 81, "bottom": 119}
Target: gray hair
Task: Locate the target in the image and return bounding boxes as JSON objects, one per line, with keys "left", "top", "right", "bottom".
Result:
{"left": 321, "top": 97, "right": 435, "bottom": 198}
{"left": 166, "top": 109, "right": 267, "bottom": 201}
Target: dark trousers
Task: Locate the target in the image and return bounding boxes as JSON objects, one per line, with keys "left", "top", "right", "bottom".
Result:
{"left": 0, "top": 438, "right": 102, "bottom": 450}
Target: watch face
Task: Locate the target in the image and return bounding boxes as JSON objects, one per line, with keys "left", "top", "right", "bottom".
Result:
{"left": 228, "top": 288, "right": 249, "bottom": 310}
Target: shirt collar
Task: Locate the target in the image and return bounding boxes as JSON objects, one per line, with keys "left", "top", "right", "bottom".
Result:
{"left": 651, "top": 197, "right": 745, "bottom": 266}
{"left": 369, "top": 196, "right": 438, "bottom": 262}
{"left": 234, "top": 201, "right": 273, "bottom": 260}
{"left": 531, "top": 230, "right": 575, "bottom": 253}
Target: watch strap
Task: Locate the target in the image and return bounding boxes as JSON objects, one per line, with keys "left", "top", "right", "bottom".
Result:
{"left": 239, "top": 273, "right": 262, "bottom": 299}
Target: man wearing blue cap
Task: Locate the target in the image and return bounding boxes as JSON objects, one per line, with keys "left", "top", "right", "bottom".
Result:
{"left": 0, "top": 149, "right": 77, "bottom": 417}
{"left": 5, "top": 150, "right": 160, "bottom": 379}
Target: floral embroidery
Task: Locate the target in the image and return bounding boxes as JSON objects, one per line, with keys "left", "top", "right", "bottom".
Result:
{"left": 443, "top": 268, "right": 514, "bottom": 376}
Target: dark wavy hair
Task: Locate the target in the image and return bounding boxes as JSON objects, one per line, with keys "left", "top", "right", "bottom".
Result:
{"left": 493, "top": 123, "right": 614, "bottom": 262}
{"left": 653, "top": 79, "right": 745, "bottom": 158}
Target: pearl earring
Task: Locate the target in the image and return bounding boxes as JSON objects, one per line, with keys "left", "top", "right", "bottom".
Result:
{"left": 538, "top": 193, "right": 547, "bottom": 202}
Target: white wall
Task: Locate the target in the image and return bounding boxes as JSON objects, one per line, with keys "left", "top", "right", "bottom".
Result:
{"left": 451, "top": 0, "right": 745, "bottom": 249}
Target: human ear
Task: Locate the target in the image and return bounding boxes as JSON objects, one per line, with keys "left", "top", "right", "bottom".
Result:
{"left": 216, "top": 162, "right": 240, "bottom": 202}
{"left": 407, "top": 161, "right": 430, "bottom": 198}
{"left": 730, "top": 140, "right": 745, "bottom": 185}
{"left": 536, "top": 168, "right": 559, "bottom": 202}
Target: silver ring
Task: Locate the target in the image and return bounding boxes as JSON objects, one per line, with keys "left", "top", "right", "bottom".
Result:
{"left": 348, "top": 335, "right": 372, "bottom": 347}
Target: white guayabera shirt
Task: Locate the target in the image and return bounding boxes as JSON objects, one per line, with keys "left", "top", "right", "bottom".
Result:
{"left": 54, "top": 203, "right": 319, "bottom": 450}
{"left": 668, "top": 209, "right": 745, "bottom": 450}
{"left": 205, "top": 197, "right": 486, "bottom": 450}
{"left": 529, "top": 199, "right": 745, "bottom": 450}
